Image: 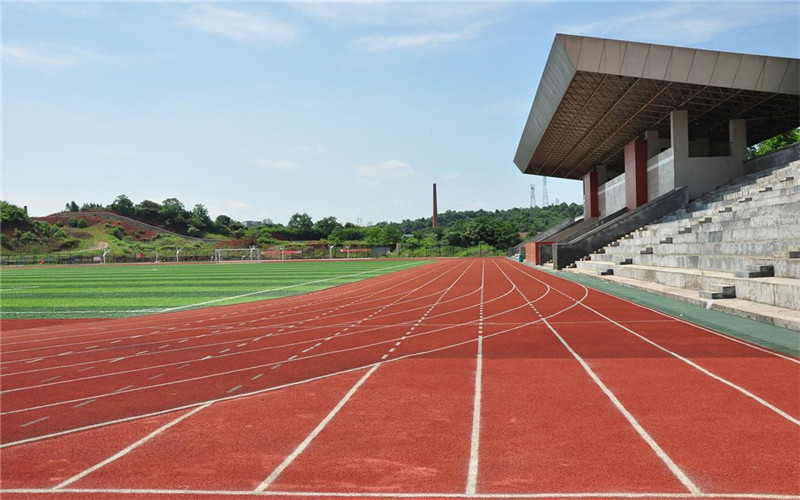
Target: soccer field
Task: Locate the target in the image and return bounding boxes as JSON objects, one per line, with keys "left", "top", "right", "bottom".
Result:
{"left": 0, "top": 260, "right": 431, "bottom": 319}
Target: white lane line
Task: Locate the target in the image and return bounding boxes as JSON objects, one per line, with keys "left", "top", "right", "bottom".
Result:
{"left": 0, "top": 488, "right": 798, "bottom": 499}
{"left": 466, "top": 261, "right": 486, "bottom": 495}
{"left": 251, "top": 373, "right": 263, "bottom": 381}
{"left": 227, "top": 385, "right": 242, "bottom": 394}
{"left": 73, "top": 399, "right": 96, "bottom": 408}
{"left": 114, "top": 385, "right": 133, "bottom": 393}
{"left": 78, "top": 367, "right": 95, "bottom": 372}
{"left": 41, "top": 376, "right": 61, "bottom": 383}
{"left": 1, "top": 489, "right": 799, "bottom": 498}
{"left": 159, "top": 261, "right": 421, "bottom": 313}
{"left": 52, "top": 403, "right": 210, "bottom": 490}
{"left": 109, "top": 357, "right": 125, "bottom": 363}
{"left": 4, "top": 266, "right": 477, "bottom": 373}
{"left": 1, "top": 263, "right": 574, "bottom": 448}
{"left": 254, "top": 364, "right": 381, "bottom": 492}
{"left": 148, "top": 374, "right": 164, "bottom": 381}
{"left": 466, "top": 335, "right": 483, "bottom": 495}
{"left": 20, "top": 416, "right": 49, "bottom": 428}
{"left": 26, "top": 358, "right": 43, "bottom": 364}
{"left": 579, "top": 302, "right": 800, "bottom": 426}
{"left": 541, "top": 317, "right": 700, "bottom": 494}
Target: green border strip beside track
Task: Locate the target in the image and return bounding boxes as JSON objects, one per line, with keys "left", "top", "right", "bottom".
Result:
{"left": 531, "top": 263, "right": 800, "bottom": 357}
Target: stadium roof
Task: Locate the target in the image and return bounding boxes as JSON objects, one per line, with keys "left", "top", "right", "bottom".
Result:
{"left": 514, "top": 34, "right": 800, "bottom": 179}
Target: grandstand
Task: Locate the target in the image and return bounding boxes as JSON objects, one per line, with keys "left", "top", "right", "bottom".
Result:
{"left": 514, "top": 34, "right": 800, "bottom": 330}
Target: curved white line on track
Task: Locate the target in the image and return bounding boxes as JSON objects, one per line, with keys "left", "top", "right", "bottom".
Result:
{"left": 0, "top": 262, "right": 442, "bottom": 349}
{"left": 505, "top": 261, "right": 800, "bottom": 426}
{"left": 2, "top": 262, "right": 474, "bottom": 411}
{"left": 2, "top": 264, "right": 521, "bottom": 392}
{"left": 1, "top": 260, "right": 583, "bottom": 448}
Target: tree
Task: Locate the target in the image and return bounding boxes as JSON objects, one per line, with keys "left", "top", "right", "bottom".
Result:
{"left": 135, "top": 200, "right": 162, "bottom": 225}
{"left": 313, "top": 216, "right": 341, "bottom": 239}
{"left": 287, "top": 213, "right": 314, "bottom": 232}
{"left": 189, "top": 204, "right": 213, "bottom": 233}
{"left": 0, "top": 201, "right": 30, "bottom": 226}
{"left": 159, "top": 198, "right": 187, "bottom": 230}
{"left": 748, "top": 128, "right": 800, "bottom": 158}
{"left": 109, "top": 194, "right": 135, "bottom": 216}
{"left": 364, "top": 225, "right": 403, "bottom": 247}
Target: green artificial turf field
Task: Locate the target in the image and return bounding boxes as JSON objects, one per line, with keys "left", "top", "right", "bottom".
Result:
{"left": 0, "top": 260, "right": 431, "bottom": 319}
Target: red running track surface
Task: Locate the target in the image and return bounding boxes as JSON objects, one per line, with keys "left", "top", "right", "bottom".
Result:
{"left": 1, "top": 257, "right": 798, "bottom": 499}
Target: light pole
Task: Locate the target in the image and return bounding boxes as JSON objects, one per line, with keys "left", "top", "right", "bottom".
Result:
{"left": 328, "top": 244, "right": 336, "bottom": 260}
{"left": 102, "top": 249, "right": 110, "bottom": 264}
{"left": 280, "top": 246, "right": 285, "bottom": 261}
{"left": 345, "top": 245, "right": 351, "bottom": 259}
{"left": 154, "top": 249, "right": 159, "bottom": 263}
{"left": 176, "top": 247, "right": 183, "bottom": 263}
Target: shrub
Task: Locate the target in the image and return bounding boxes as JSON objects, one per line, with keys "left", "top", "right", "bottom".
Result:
{"left": 68, "top": 217, "right": 79, "bottom": 228}
{"left": 76, "top": 218, "right": 89, "bottom": 228}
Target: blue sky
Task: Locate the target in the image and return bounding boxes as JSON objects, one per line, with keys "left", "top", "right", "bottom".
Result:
{"left": 3, "top": 1, "right": 798, "bottom": 225}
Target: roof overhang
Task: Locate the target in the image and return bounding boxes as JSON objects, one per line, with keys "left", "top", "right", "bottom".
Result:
{"left": 514, "top": 34, "right": 800, "bottom": 179}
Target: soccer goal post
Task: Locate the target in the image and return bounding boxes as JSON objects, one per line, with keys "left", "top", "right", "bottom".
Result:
{"left": 214, "top": 247, "right": 262, "bottom": 263}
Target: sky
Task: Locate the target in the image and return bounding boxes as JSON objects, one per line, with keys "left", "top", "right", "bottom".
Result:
{"left": 3, "top": 1, "right": 799, "bottom": 226}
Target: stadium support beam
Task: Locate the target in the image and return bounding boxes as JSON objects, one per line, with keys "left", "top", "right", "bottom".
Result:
{"left": 583, "top": 170, "right": 599, "bottom": 218}
{"left": 624, "top": 139, "right": 648, "bottom": 210}
{"left": 730, "top": 118, "right": 748, "bottom": 162}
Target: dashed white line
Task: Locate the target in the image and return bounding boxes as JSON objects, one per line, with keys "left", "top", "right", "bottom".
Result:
{"left": 20, "top": 416, "right": 49, "bottom": 428}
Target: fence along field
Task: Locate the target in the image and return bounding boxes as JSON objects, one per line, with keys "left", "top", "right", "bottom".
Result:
{"left": 0, "top": 260, "right": 430, "bottom": 319}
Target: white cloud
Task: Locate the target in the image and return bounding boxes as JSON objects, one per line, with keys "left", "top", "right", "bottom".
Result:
{"left": 293, "top": 3, "right": 506, "bottom": 28}
{"left": 180, "top": 5, "right": 300, "bottom": 47}
{"left": 558, "top": 3, "right": 798, "bottom": 45}
{"left": 2, "top": 44, "right": 93, "bottom": 70}
{"left": 294, "top": 144, "right": 327, "bottom": 154}
{"left": 354, "top": 29, "right": 477, "bottom": 52}
{"left": 249, "top": 159, "right": 302, "bottom": 170}
{"left": 358, "top": 160, "right": 415, "bottom": 179}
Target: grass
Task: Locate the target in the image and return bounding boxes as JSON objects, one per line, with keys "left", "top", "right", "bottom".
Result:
{"left": 0, "top": 259, "right": 431, "bottom": 319}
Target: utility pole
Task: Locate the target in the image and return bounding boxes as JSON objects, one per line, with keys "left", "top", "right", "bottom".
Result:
{"left": 432, "top": 183, "right": 439, "bottom": 228}
{"left": 542, "top": 177, "right": 549, "bottom": 206}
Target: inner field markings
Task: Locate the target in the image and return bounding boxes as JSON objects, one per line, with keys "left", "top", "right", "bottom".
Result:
{"left": 0, "top": 261, "right": 444, "bottom": 357}
{"left": 0, "top": 262, "right": 473, "bottom": 443}
{"left": 0, "top": 260, "right": 590, "bottom": 448}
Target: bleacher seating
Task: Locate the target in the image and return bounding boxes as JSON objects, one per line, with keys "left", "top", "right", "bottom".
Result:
{"left": 574, "top": 159, "right": 800, "bottom": 312}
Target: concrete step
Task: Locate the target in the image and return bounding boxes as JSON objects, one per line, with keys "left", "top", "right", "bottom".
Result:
{"left": 733, "top": 265, "right": 775, "bottom": 278}
{"left": 574, "top": 260, "right": 800, "bottom": 310}
{"left": 699, "top": 284, "right": 736, "bottom": 300}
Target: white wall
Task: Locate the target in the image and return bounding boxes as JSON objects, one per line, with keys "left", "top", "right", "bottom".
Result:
{"left": 598, "top": 173, "right": 626, "bottom": 217}
{"left": 647, "top": 147, "right": 675, "bottom": 200}
{"left": 685, "top": 156, "right": 745, "bottom": 199}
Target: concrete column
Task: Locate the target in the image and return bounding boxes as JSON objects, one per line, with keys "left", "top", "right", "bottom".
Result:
{"left": 596, "top": 164, "right": 610, "bottom": 185}
{"left": 624, "top": 139, "right": 648, "bottom": 210}
{"left": 670, "top": 109, "right": 690, "bottom": 189}
{"left": 583, "top": 170, "right": 599, "bottom": 218}
{"left": 729, "top": 118, "right": 748, "bottom": 161}
{"left": 645, "top": 129, "right": 660, "bottom": 160}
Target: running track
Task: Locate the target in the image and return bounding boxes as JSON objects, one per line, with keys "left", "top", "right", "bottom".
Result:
{"left": 1, "top": 258, "right": 798, "bottom": 499}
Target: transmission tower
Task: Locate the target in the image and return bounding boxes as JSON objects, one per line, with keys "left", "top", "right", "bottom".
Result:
{"left": 529, "top": 184, "right": 536, "bottom": 208}
{"left": 542, "top": 177, "right": 549, "bottom": 206}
